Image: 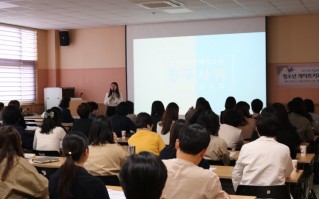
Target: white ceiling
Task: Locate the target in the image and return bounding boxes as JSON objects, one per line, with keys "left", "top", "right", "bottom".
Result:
{"left": 0, "top": 0, "right": 318, "bottom": 30}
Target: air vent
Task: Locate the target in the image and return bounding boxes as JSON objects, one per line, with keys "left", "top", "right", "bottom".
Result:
{"left": 138, "top": 0, "right": 183, "bottom": 9}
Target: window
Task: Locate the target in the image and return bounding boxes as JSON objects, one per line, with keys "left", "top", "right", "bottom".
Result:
{"left": 0, "top": 25, "right": 37, "bottom": 103}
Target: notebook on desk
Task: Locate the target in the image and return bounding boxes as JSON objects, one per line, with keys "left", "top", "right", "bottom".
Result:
{"left": 33, "top": 157, "right": 59, "bottom": 164}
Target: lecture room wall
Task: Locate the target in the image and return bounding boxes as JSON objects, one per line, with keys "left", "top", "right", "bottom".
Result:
{"left": 37, "top": 14, "right": 319, "bottom": 110}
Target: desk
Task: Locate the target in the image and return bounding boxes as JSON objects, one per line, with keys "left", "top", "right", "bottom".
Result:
{"left": 117, "top": 137, "right": 129, "bottom": 145}
{"left": 210, "top": 165, "right": 303, "bottom": 183}
{"left": 24, "top": 115, "right": 43, "bottom": 122}
{"left": 29, "top": 156, "right": 65, "bottom": 168}
{"left": 106, "top": 186, "right": 256, "bottom": 199}
{"left": 296, "top": 153, "right": 315, "bottom": 164}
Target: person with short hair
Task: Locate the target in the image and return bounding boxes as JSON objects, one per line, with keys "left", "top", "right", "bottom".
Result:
{"left": 87, "top": 101, "right": 99, "bottom": 120}
{"left": 49, "top": 133, "right": 110, "bottom": 199}
{"left": 232, "top": 106, "right": 293, "bottom": 191}
{"left": 251, "top": 98, "right": 263, "bottom": 119}
{"left": 162, "top": 124, "right": 230, "bottom": 199}
{"left": 197, "top": 111, "right": 230, "bottom": 165}
{"left": 128, "top": 112, "right": 165, "bottom": 156}
{"left": 218, "top": 109, "right": 244, "bottom": 150}
{"left": 0, "top": 126, "right": 49, "bottom": 198}
{"left": 72, "top": 102, "right": 93, "bottom": 137}
{"left": 120, "top": 152, "right": 167, "bottom": 199}
{"left": 84, "top": 116, "right": 128, "bottom": 176}
{"left": 126, "top": 100, "right": 136, "bottom": 124}
{"left": 109, "top": 102, "right": 136, "bottom": 138}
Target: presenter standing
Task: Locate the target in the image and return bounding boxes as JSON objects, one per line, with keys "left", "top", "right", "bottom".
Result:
{"left": 104, "top": 82, "right": 123, "bottom": 117}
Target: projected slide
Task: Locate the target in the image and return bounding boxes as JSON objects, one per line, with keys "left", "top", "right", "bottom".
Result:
{"left": 127, "top": 17, "right": 266, "bottom": 115}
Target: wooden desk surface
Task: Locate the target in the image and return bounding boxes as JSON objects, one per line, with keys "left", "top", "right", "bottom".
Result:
{"left": 229, "top": 150, "right": 314, "bottom": 164}
{"left": 295, "top": 153, "right": 315, "bottom": 164}
{"left": 106, "top": 186, "right": 256, "bottom": 199}
{"left": 211, "top": 165, "right": 303, "bottom": 183}
{"left": 29, "top": 156, "right": 65, "bottom": 168}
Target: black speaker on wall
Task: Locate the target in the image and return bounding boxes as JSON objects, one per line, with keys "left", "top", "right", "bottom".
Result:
{"left": 59, "top": 31, "right": 70, "bottom": 46}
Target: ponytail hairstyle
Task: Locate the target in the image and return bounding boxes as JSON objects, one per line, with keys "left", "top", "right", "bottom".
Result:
{"left": 57, "top": 132, "right": 88, "bottom": 199}
{"left": 0, "top": 126, "right": 24, "bottom": 181}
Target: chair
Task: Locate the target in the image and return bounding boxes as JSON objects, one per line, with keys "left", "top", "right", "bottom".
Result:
{"left": 236, "top": 185, "right": 290, "bottom": 199}
{"left": 34, "top": 150, "right": 61, "bottom": 157}
{"left": 95, "top": 175, "right": 120, "bottom": 186}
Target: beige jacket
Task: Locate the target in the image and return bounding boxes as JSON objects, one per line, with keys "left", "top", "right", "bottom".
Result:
{"left": 0, "top": 156, "right": 49, "bottom": 199}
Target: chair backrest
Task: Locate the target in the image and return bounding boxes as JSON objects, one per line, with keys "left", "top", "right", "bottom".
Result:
{"left": 236, "top": 185, "right": 290, "bottom": 199}
{"left": 34, "top": 150, "right": 61, "bottom": 157}
{"left": 95, "top": 175, "right": 120, "bottom": 186}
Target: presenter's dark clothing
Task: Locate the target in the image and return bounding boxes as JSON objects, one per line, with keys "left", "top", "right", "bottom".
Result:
{"left": 49, "top": 166, "right": 110, "bottom": 199}
{"left": 72, "top": 118, "right": 93, "bottom": 137}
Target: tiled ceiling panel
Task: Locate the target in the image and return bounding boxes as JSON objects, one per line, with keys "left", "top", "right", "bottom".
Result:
{"left": 0, "top": 0, "right": 317, "bottom": 29}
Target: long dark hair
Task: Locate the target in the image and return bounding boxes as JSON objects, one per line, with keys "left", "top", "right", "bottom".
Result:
{"left": 0, "top": 126, "right": 24, "bottom": 181}
{"left": 168, "top": 119, "right": 186, "bottom": 149}
{"left": 161, "top": 102, "right": 179, "bottom": 135}
{"left": 41, "top": 108, "right": 63, "bottom": 134}
{"left": 89, "top": 116, "right": 115, "bottom": 145}
{"left": 57, "top": 133, "right": 88, "bottom": 199}
{"left": 108, "top": 82, "right": 120, "bottom": 98}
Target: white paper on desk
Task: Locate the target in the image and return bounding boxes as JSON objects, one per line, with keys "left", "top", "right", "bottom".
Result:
{"left": 107, "top": 189, "right": 126, "bottom": 199}
{"left": 209, "top": 167, "right": 216, "bottom": 171}
{"left": 229, "top": 152, "right": 236, "bottom": 157}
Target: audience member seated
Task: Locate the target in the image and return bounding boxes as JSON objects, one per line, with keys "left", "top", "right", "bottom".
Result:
{"left": 1, "top": 106, "right": 31, "bottom": 150}
{"left": 151, "top": 100, "right": 165, "bottom": 132}
{"left": 251, "top": 103, "right": 301, "bottom": 159}
{"left": 126, "top": 100, "right": 136, "bottom": 124}
{"left": 49, "top": 133, "right": 110, "bottom": 199}
{"left": 72, "top": 102, "right": 93, "bottom": 137}
{"left": 157, "top": 102, "right": 179, "bottom": 145}
{"left": 235, "top": 101, "right": 256, "bottom": 140}
{"left": 197, "top": 111, "right": 230, "bottom": 165}
{"left": 160, "top": 119, "right": 210, "bottom": 169}
{"left": 218, "top": 109, "right": 244, "bottom": 150}
{"left": 185, "top": 97, "right": 206, "bottom": 123}
{"left": 120, "top": 152, "right": 167, "bottom": 199}
{"left": 0, "top": 126, "right": 49, "bottom": 198}
{"left": 84, "top": 116, "right": 128, "bottom": 176}
{"left": 88, "top": 101, "right": 99, "bottom": 120}
{"left": 232, "top": 106, "right": 293, "bottom": 191}
{"left": 8, "top": 100, "right": 26, "bottom": 129}
{"left": 58, "top": 96, "right": 74, "bottom": 123}
{"left": 220, "top": 96, "right": 236, "bottom": 124}
{"left": 0, "top": 102, "right": 4, "bottom": 121}
{"left": 251, "top": 98, "right": 263, "bottom": 119}
{"left": 33, "top": 108, "right": 66, "bottom": 153}
{"left": 304, "top": 98, "right": 319, "bottom": 134}
{"left": 188, "top": 99, "right": 213, "bottom": 124}
{"left": 288, "top": 98, "right": 314, "bottom": 142}
{"left": 162, "top": 124, "right": 230, "bottom": 199}
{"left": 128, "top": 112, "right": 165, "bottom": 156}
{"left": 109, "top": 102, "right": 136, "bottom": 138}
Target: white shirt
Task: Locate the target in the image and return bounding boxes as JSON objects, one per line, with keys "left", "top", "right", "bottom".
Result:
{"left": 218, "top": 124, "right": 244, "bottom": 149}
{"left": 103, "top": 92, "right": 123, "bottom": 107}
{"left": 232, "top": 136, "right": 293, "bottom": 191}
{"left": 156, "top": 122, "right": 170, "bottom": 145}
{"left": 33, "top": 126, "right": 66, "bottom": 152}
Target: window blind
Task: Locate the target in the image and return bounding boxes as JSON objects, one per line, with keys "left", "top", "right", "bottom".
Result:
{"left": 0, "top": 25, "right": 37, "bottom": 103}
